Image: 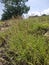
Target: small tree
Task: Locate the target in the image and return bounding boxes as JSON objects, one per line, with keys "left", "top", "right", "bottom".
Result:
{"left": 42, "top": 14, "right": 46, "bottom": 16}
{"left": 1, "top": 0, "right": 30, "bottom": 20}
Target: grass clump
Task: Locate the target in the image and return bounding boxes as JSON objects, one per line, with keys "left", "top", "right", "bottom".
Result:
{"left": 0, "top": 16, "right": 49, "bottom": 65}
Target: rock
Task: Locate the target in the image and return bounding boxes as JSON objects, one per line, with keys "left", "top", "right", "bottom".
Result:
{"left": 0, "top": 58, "right": 6, "bottom": 63}
{"left": 0, "top": 62, "right": 3, "bottom": 65}
{"left": 44, "top": 31, "right": 49, "bottom": 37}
{"left": 3, "top": 22, "right": 10, "bottom": 27}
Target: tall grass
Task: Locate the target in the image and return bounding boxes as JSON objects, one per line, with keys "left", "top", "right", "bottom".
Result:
{"left": 0, "top": 16, "right": 49, "bottom": 65}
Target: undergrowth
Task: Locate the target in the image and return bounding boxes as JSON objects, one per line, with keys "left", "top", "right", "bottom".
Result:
{"left": 0, "top": 16, "right": 49, "bottom": 65}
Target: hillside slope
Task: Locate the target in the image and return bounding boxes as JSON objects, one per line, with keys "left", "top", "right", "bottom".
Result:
{"left": 0, "top": 16, "right": 49, "bottom": 65}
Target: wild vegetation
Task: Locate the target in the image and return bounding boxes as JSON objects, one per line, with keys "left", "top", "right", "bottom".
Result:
{"left": 0, "top": 16, "right": 49, "bottom": 65}
{"left": 0, "top": 0, "right": 30, "bottom": 20}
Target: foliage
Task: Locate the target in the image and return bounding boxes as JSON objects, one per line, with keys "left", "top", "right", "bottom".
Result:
{"left": 1, "top": 0, "right": 30, "bottom": 20}
{"left": 0, "top": 16, "right": 49, "bottom": 65}
{"left": 42, "top": 14, "right": 47, "bottom": 16}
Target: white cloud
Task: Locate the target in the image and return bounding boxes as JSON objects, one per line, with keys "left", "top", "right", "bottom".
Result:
{"left": 23, "top": 8, "right": 49, "bottom": 19}
{"left": 41, "top": 8, "right": 49, "bottom": 15}
{"left": 28, "top": 8, "right": 49, "bottom": 17}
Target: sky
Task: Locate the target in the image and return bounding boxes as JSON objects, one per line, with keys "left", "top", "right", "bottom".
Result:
{"left": 0, "top": 0, "right": 49, "bottom": 19}
{"left": 26, "top": 0, "right": 49, "bottom": 12}
{"left": 0, "top": 3, "right": 4, "bottom": 19}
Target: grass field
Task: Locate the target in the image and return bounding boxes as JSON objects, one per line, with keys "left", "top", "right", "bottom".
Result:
{"left": 0, "top": 16, "right": 49, "bottom": 65}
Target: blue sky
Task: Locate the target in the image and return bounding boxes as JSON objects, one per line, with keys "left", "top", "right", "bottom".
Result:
{"left": 26, "top": 0, "right": 49, "bottom": 12}
{"left": 0, "top": 0, "right": 49, "bottom": 19}
{"left": 0, "top": 3, "right": 4, "bottom": 19}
